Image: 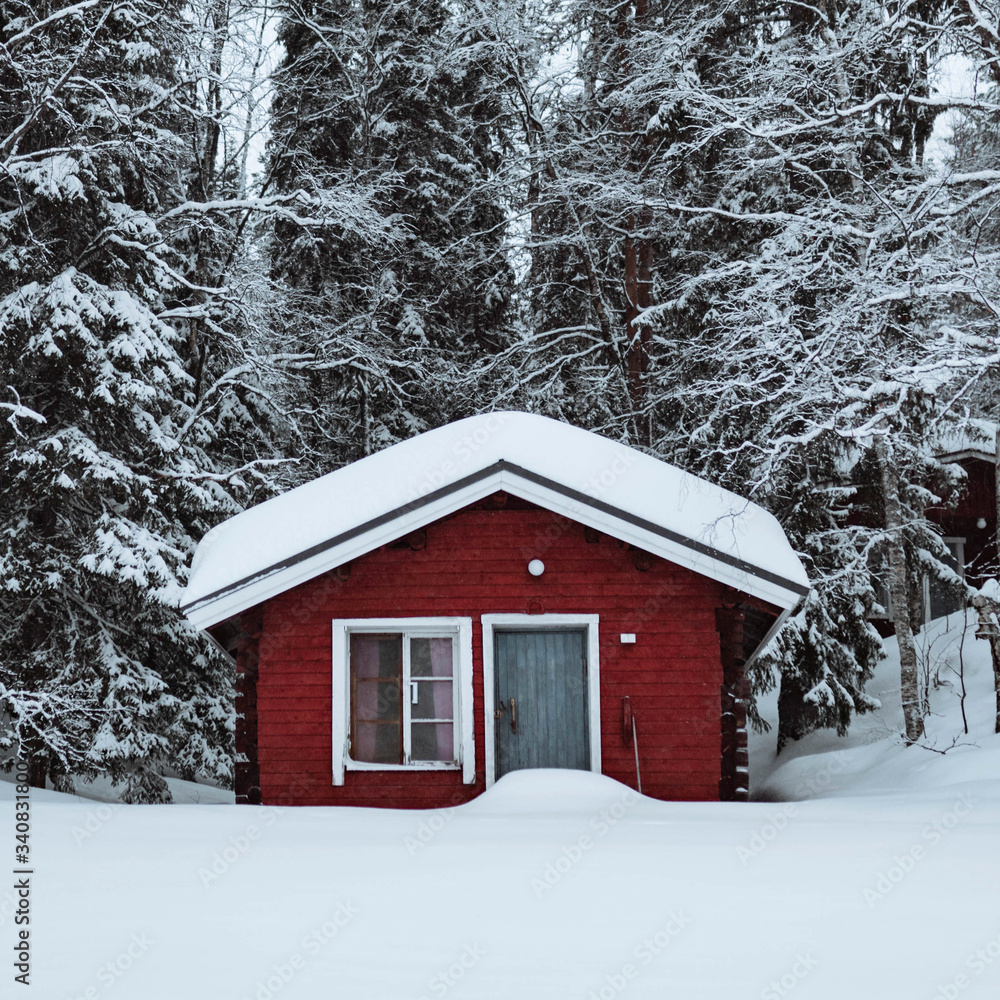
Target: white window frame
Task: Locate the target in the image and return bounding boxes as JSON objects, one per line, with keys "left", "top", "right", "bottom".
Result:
{"left": 332, "top": 617, "right": 474, "bottom": 785}
{"left": 481, "top": 614, "right": 601, "bottom": 788}
{"left": 944, "top": 537, "right": 966, "bottom": 577}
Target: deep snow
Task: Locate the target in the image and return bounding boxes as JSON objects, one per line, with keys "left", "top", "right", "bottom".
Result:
{"left": 2, "top": 613, "right": 999, "bottom": 999}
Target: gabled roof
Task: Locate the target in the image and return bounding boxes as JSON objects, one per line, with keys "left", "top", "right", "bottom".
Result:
{"left": 935, "top": 418, "right": 997, "bottom": 465}
{"left": 181, "top": 412, "right": 809, "bottom": 629}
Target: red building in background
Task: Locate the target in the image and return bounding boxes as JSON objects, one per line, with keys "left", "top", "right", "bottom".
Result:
{"left": 925, "top": 427, "right": 998, "bottom": 619}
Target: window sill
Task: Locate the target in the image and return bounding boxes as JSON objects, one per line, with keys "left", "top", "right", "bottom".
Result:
{"left": 344, "top": 759, "right": 461, "bottom": 772}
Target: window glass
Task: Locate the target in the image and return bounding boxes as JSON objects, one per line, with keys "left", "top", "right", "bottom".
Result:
{"left": 412, "top": 680, "right": 453, "bottom": 720}
{"left": 928, "top": 540, "right": 965, "bottom": 621}
{"left": 411, "top": 722, "right": 454, "bottom": 762}
{"left": 410, "top": 637, "right": 453, "bottom": 677}
{"left": 348, "top": 632, "right": 456, "bottom": 766}
{"left": 350, "top": 634, "right": 402, "bottom": 764}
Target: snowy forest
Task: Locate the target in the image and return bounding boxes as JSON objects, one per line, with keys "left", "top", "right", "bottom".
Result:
{"left": 1, "top": 0, "right": 998, "bottom": 802}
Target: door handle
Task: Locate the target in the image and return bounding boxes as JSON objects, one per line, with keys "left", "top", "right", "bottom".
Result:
{"left": 494, "top": 700, "right": 506, "bottom": 720}
{"left": 510, "top": 697, "right": 516, "bottom": 733}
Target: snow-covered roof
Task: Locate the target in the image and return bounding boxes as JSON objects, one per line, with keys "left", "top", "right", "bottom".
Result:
{"left": 181, "top": 412, "right": 809, "bottom": 628}
{"left": 935, "top": 418, "right": 997, "bottom": 464}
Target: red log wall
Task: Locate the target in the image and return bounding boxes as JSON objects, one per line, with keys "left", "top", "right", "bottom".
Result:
{"left": 254, "top": 494, "right": 733, "bottom": 808}
{"left": 927, "top": 457, "right": 998, "bottom": 585}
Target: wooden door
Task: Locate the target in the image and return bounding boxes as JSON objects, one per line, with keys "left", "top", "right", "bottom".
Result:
{"left": 493, "top": 630, "right": 589, "bottom": 779}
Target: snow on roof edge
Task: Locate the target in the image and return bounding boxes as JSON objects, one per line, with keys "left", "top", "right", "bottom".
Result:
{"left": 935, "top": 417, "right": 997, "bottom": 463}
{"left": 182, "top": 412, "right": 809, "bottom": 626}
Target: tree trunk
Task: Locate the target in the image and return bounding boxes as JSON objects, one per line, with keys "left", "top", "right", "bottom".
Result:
{"left": 620, "top": 1, "right": 652, "bottom": 444}
{"left": 27, "top": 753, "right": 47, "bottom": 789}
{"left": 776, "top": 668, "right": 814, "bottom": 753}
{"left": 990, "top": 423, "right": 1000, "bottom": 732}
{"left": 876, "top": 436, "right": 924, "bottom": 742}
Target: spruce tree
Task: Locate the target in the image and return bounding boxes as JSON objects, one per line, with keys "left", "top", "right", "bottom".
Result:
{"left": 636, "top": 0, "right": 984, "bottom": 747}
{"left": 494, "top": 0, "right": 998, "bottom": 746}
{"left": 0, "top": 1, "right": 254, "bottom": 799}
{"left": 267, "top": 0, "right": 514, "bottom": 465}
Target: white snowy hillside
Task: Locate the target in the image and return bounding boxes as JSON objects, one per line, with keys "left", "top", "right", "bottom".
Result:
{"left": 750, "top": 610, "right": 1000, "bottom": 800}
{"left": 3, "top": 614, "right": 1000, "bottom": 999}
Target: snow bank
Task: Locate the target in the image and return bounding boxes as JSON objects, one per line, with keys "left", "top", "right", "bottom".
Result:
{"left": 0, "top": 774, "right": 233, "bottom": 805}
{"left": 463, "top": 769, "right": 647, "bottom": 816}
{"left": 752, "top": 612, "right": 1000, "bottom": 801}
{"left": 5, "top": 757, "right": 999, "bottom": 999}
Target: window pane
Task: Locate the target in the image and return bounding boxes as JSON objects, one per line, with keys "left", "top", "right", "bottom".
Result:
{"left": 412, "top": 680, "right": 453, "bottom": 720}
{"left": 411, "top": 723, "right": 454, "bottom": 762}
{"left": 929, "top": 542, "right": 965, "bottom": 620}
{"left": 410, "top": 637, "right": 454, "bottom": 677}
{"left": 351, "top": 634, "right": 404, "bottom": 680}
{"left": 353, "top": 721, "right": 403, "bottom": 764}
{"left": 353, "top": 680, "right": 401, "bottom": 721}
{"left": 350, "top": 634, "right": 402, "bottom": 763}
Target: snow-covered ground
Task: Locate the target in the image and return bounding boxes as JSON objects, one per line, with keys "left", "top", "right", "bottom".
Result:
{"left": 3, "top": 614, "right": 999, "bottom": 999}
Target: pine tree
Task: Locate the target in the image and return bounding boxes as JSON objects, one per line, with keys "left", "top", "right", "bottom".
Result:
{"left": 266, "top": 0, "right": 514, "bottom": 466}
{"left": 0, "top": 1, "right": 259, "bottom": 799}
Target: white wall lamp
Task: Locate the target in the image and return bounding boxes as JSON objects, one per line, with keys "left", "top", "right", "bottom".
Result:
{"left": 527, "top": 559, "right": 545, "bottom": 577}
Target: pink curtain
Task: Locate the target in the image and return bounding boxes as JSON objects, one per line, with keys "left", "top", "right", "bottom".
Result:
{"left": 351, "top": 635, "right": 399, "bottom": 763}
{"left": 407, "top": 638, "right": 454, "bottom": 761}
{"left": 430, "top": 639, "right": 453, "bottom": 759}
{"left": 351, "top": 635, "right": 455, "bottom": 762}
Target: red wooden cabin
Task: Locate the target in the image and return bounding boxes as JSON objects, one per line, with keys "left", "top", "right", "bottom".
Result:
{"left": 182, "top": 413, "right": 808, "bottom": 808}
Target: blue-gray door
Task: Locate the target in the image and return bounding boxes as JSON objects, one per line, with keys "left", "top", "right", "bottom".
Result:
{"left": 493, "top": 630, "right": 589, "bottom": 779}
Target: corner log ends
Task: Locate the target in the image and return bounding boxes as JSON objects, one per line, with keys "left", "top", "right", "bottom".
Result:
{"left": 716, "top": 590, "right": 749, "bottom": 802}
{"left": 234, "top": 606, "right": 263, "bottom": 805}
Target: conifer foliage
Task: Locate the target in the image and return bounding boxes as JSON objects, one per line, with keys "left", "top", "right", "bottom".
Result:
{"left": 267, "top": 0, "right": 514, "bottom": 463}
{"left": 478, "top": 0, "right": 999, "bottom": 746}
{"left": 0, "top": 1, "right": 245, "bottom": 799}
